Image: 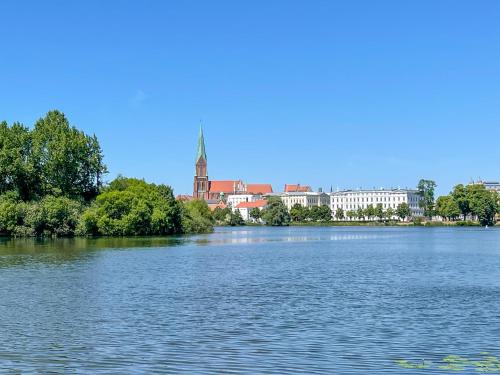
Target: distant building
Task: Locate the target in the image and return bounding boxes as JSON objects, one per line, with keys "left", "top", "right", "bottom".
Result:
{"left": 227, "top": 194, "right": 261, "bottom": 210}
{"left": 192, "top": 127, "right": 273, "bottom": 200}
{"left": 330, "top": 189, "right": 423, "bottom": 220}
{"left": 472, "top": 180, "right": 500, "bottom": 193}
{"left": 280, "top": 191, "right": 330, "bottom": 210}
{"left": 235, "top": 200, "right": 268, "bottom": 222}
{"left": 284, "top": 184, "right": 312, "bottom": 193}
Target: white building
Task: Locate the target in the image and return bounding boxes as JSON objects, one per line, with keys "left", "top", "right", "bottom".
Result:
{"left": 235, "top": 200, "right": 268, "bottom": 222}
{"left": 330, "top": 189, "right": 423, "bottom": 220}
{"left": 227, "top": 194, "right": 261, "bottom": 211}
{"left": 280, "top": 192, "right": 331, "bottom": 211}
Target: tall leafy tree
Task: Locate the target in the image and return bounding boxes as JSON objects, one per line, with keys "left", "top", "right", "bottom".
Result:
{"left": 32, "top": 110, "right": 107, "bottom": 200}
{"left": 451, "top": 184, "right": 470, "bottom": 220}
{"left": 335, "top": 207, "right": 345, "bottom": 221}
{"left": 396, "top": 203, "right": 411, "bottom": 221}
{"left": 417, "top": 179, "right": 437, "bottom": 219}
{"left": 261, "top": 197, "right": 290, "bottom": 226}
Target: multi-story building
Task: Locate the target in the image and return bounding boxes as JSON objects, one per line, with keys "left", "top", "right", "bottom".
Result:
{"left": 475, "top": 181, "right": 500, "bottom": 193}
{"left": 235, "top": 200, "right": 268, "bottom": 222}
{"left": 227, "top": 194, "right": 262, "bottom": 210}
{"left": 280, "top": 191, "right": 330, "bottom": 210}
{"left": 330, "top": 189, "right": 423, "bottom": 220}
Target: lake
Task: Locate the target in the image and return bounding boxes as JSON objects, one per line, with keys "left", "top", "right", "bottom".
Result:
{"left": 1, "top": 226, "right": 500, "bottom": 373}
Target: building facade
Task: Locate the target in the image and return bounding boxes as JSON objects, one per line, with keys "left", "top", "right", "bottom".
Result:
{"left": 280, "top": 192, "right": 330, "bottom": 210}
{"left": 227, "top": 194, "right": 261, "bottom": 210}
{"left": 330, "top": 189, "right": 423, "bottom": 220}
{"left": 235, "top": 200, "right": 268, "bottom": 222}
{"left": 192, "top": 127, "right": 273, "bottom": 201}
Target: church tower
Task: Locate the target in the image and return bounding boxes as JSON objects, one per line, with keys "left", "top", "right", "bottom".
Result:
{"left": 193, "top": 126, "right": 209, "bottom": 200}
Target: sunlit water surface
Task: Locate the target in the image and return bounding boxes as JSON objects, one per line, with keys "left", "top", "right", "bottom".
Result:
{"left": 1, "top": 227, "right": 500, "bottom": 373}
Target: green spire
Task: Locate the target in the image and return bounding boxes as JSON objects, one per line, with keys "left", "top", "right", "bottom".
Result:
{"left": 196, "top": 125, "right": 207, "bottom": 162}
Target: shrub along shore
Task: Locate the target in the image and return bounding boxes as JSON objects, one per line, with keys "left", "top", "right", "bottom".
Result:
{"left": 0, "top": 111, "right": 213, "bottom": 237}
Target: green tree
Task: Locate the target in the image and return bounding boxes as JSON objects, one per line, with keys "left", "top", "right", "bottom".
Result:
{"left": 396, "top": 202, "right": 411, "bottom": 221}
{"left": 386, "top": 207, "right": 395, "bottom": 220}
{"left": 290, "top": 203, "right": 308, "bottom": 222}
{"left": 261, "top": 197, "right": 290, "bottom": 226}
{"left": 417, "top": 179, "right": 437, "bottom": 219}
{"left": 335, "top": 207, "right": 345, "bottom": 221}
{"left": 228, "top": 210, "right": 245, "bottom": 226}
{"left": 375, "top": 204, "right": 384, "bottom": 221}
{"left": 364, "top": 205, "right": 375, "bottom": 221}
{"left": 78, "top": 177, "right": 187, "bottom": 236}
{"left": 435, "top": 195, "right": 460, "bottom": 221}
{"left": 32, "top": 110, "right": 107, "bottom": 200}
{"left": 356, "top": 207, "right": 364, "bottom": 221}
{"left": 466, "top": 184, "right": 498, "bottom": 226}
{"left": 451, "top": 184, "right": 470, "bottom": 220}
{"left": 213, "top": 206, "right": 231, "bottom": 223}
{"left": 249, "top": 207, "right": 262, "bottom": 222}
{"left": 346, "top": 210, "right": 356, "bottom": 220}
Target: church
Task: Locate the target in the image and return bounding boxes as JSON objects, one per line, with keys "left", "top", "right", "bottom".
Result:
{"left": 193, "top": 127, "right": 273, "bottom": 203}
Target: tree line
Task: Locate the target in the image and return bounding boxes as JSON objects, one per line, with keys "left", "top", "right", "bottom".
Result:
{"left": 0, "top": 111, "right": 213, "bottom": 237}
{"left": 435, "top": 184, "right": 499, "bottom": 226}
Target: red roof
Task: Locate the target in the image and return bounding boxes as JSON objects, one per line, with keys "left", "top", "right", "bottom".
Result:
{"left": 208, "top": 201, "right": 227, "bottom": 211}
{"left": 246, "top": 184, "right": 273, "bottom": 194}
{"left": 176, "top": 195, "right": 193, "bottom": 201}
{"left": 209, "top": 180, "right": 244, "bottom": 193}
{"left": 236, "top": 200, "right": 268, "bottom": 209}
{"left": 284, "top": 184, "right": 311, "bottom": 192}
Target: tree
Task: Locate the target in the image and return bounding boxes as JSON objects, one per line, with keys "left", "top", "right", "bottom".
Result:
{"left": 213, "top": 206, "right": 231, "bottom": 223}
{"left": 417, "top": 179, "right": 437, "bottom": 219}
{"left": 335, "top": 207, "right": 345, "bottom": 221}
{"left": 375, "top": 204, "right": 384, "bottom": 221}
{"left": 346, "top": 210, "right": 355, "bottom": 220}
{"left": 290, "top": 203, "right": 308, "bottom": 222}
{"left": 32, "top": 111, "right": 107, "bottom": 201}
{"left": 78, "top": 177, "right": 188, "bottom": 236}
{"left": 364, "top": 205, "right": 375, "bottom": 221}
{"left": 451, "top": 184, "right": 470, "bottom": 220}
{"left": 466, "top": 184, "right": 498, "bottom": 226}
{"left": 356, "top": 207, "right": 364, "bottom": 221}
{"left": 261, "top": 197, "right": 290, "bottom": 226}
{"left": 249, "top": 208, "right": 261, "bottom": 222}
{"left": 228, "top": 210, "right": 245, "bottom": 226}
{"left": 386, "top": 207, "right": 395, "bottom": 220}
{"left": 435, "top": 195, "right": 460, "bottom": 221}
{"left": 318, "top": 205, "right": 332, "bottom": 222}
{"left": 396, "top": 203, "right": 411, "bottom": 221}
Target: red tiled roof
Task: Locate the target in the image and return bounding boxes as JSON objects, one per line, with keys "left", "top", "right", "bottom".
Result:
{"left": 246, "top": 184, "right": 273, "bottom": 194}
{"left": 209, "top": 180, "right": 243, "bottom": 193}
{"left": 284, "top": 184, "right": 311, "bottom": 192}
{"left": 236, "top": 200, "right": 268, "bottom": 209}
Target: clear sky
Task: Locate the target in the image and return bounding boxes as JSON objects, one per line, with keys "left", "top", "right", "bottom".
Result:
{"left": 2, "top": 1, "right": 499, "bottom": 196}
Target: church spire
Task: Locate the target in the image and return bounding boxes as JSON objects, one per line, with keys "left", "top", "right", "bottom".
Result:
{"left": 196, "top": 125, "right": 207, "bottom": 162}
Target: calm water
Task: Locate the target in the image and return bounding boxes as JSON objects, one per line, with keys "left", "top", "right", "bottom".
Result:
{"left": 1, "top": 227, "right": 500, "bottom": 374}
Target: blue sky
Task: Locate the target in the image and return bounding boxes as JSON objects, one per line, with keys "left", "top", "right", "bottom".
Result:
{"left": 1, "top": 1, "right": 499, "bottom": 196}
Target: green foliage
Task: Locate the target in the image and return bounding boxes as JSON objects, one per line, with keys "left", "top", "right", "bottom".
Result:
{"left": 437, "top": 184, "right": 499, "bottom": 226}
{"left": 0, "top": 111, "right": 107, "bottom": 201}
{"left": 417, "top": 179, "right": 437, "bottom": 218}
{"left": 0, "top": 193, "right": 83, "bottom": 237}
{"left": 364, "top": 204, "right": 375, "bottom": 220}
{"left": 261, "top": 197, "right": 290, "bottom": 226}
{"left": 181, "top": 199, "right": 214, "bottom": 234}
{"left": 435, "top": 195, "right": 460, "bottom": 221}
{"left": 374, "top": 203, "right": 384, "bottom": 221}
{"left": 249, "top": 208, "right": 261, "bottom": 221}
{"left": 78, "top": 177, "right": 188, "bottom": 236}
{"left": 309, "top": 205, "right": 332, "bottom": 222}
{"left": 228, "top": 210, "right": 245, "bottom": 226}
{"left": 466, "top": 184, "right": 498, "bottom": 226}
{"left": 335, "top": 207, "right": 345, "bottom": 220}
{"left": 213, "top": 206, "right": 231, "bottom": 223}
{"left": 356, "top": 207, "right": 364, "bottom": 220}
{"left": 290, "top": 203, "right": 308, "bottom": 222}
{"left": 396, "top": 202, "right": 411, "bottom": 221}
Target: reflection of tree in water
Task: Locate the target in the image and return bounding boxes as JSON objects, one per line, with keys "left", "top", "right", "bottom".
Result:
{"left": 0, "top": 236, "right": 190, "bottom": 268}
